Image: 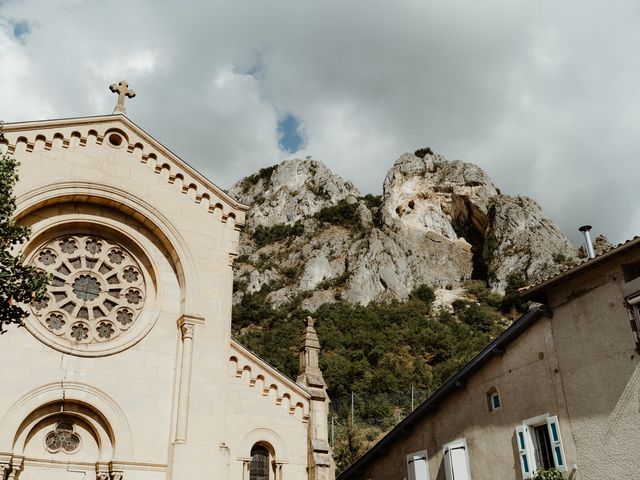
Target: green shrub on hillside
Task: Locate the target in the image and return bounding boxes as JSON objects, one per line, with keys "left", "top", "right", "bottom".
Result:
{"left": 452, "top": 300, "right": 502, "bottom": 333}
{"left": 241, "top": 165, "right": 277, "bottom": 193}
{"left": 252, "top": 222, "right": 304, "bottom": 247}
{"left": 414, "top": 147, "right": 434, "bottom": 158}
{"left": 361, "top": 194, "right": 383, "bottom": 228}
{"left": 315, "top": 200, "right": 360, "bottom": 228}
{"left": 500, "top": 272, "right": 529, "bottom": 315}
{"left": 410, "top": 284, "right": 436, "bottom": 306}
{"left": 232, "top": 275, "right": 511, "bottom": 475}
{"left": 233, "top": 294, "right": 494, "bottom": 426}
{"left": 463, "top": 280, "right": 502, "bottom": 308}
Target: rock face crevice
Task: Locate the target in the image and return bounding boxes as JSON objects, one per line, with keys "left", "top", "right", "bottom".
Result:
{"left": 229, "top": 151, "right": 579, "bottom": 310}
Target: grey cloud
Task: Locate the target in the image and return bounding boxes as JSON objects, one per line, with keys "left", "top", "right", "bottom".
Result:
{"left": 0, "top": 0, "right": 638, "bottom": 244}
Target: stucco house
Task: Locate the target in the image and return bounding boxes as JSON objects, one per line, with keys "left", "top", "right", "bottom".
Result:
{"left": 0, "top": 90, "right": 334, "bottom": 480}
{"left": 338, "top": 236, "right": 640, "bottom": 480}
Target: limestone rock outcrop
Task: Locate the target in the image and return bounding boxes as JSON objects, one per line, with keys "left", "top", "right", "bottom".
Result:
{"left": 229, "top": 159, "right": 360, "bottom": 228}
{"left": 487, "top": 195, "right": 580, "bottom": 291}
{"left": 230, "top": 152, "right": 579, "bottom": 309}
{"left": 382, "top": 153, "right": 498, "bottom": 239}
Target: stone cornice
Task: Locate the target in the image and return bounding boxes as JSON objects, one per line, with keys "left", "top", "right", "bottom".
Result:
{"left": 1, "top": 115, "right": 249, "bottom": 226}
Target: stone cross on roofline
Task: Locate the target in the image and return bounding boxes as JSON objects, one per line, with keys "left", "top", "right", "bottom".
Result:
{"left": 109, "top": 80, "right": 136, "bottom": 115}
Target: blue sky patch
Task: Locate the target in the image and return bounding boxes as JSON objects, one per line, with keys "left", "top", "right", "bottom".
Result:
{"left": 277, "top": 113, "right": 304, "bottom": 153}
{"left": 12, "top": 20, "right": 30, "bottom": 39}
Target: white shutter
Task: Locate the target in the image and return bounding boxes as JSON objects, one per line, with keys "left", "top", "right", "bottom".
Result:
{"left": 443, "top": 447, "right": 453, "bottom": 480}
{"left": 546, "top": 416, "right": 567, "bottom": 471}
{"left": 515, "top": 425, "right": 532, "bottom": 479}
{"left": 406, "top": 451, "right": 429, "bottom": 480}
{"left": 443, "top": 440, "right": 471, "bottom": 480}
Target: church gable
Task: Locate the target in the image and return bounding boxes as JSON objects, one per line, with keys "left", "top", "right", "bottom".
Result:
{"left": 1, "top": 114, "right": 248, "bottom": 228}
{"left": 0, "top": 97, "right": 335, "bottom": 478}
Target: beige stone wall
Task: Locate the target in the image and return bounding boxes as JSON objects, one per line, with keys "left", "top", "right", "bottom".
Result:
{"left": 546, "top": 251, "right": 640, "bottom": 480}
{"left": 225, "top": 342, "right": 311, "bottom": 478}
{"left": 356, "top": 318, "right": 577, "bottom": 480}
{"left": 0, "top": 117, "right": 311, "bottom": 479}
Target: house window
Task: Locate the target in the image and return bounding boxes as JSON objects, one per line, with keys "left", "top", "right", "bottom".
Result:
{"left": 250, "top": 444, "right": 271, "bottom": 480}
{"left": 406, "top": 450, "right": 429, "bottom": 480}
{"left": 486, "top": 387, "right": 501, "bottom": 412}
{"left": 443, "top": 439, "right": 471, "bottom": 480}
{"left": 626, "top": 295, "right": 640, "bottom": 352}
{"left": 515, "top": 415, "right": 566, "bottom": 479}
{"left": 622, "top": 262, "right": 640, "bottom": 282}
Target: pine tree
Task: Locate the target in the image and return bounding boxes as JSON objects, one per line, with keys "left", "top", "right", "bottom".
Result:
{"left": 0, "top": 129, "right": 49, "bottom": 333}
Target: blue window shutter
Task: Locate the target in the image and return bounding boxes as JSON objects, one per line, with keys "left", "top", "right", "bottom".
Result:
{"left": 515, "top": 426, "right": 532, "bottom": 479}
{"left": 546, "top": 416, "right": 567, "bottom": 471}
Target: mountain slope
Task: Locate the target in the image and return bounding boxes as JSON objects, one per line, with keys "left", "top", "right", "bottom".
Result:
{"left": 229, "top": 151, "right": 579, "bottom": 310}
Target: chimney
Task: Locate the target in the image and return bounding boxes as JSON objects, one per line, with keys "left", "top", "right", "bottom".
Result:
{"left": 579, "top": 225, "right": 596, "bottom": 259}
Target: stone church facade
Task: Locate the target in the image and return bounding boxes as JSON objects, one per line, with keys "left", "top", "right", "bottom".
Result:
{"left": 0, "top": 112, "right": 334, "bottom": 480}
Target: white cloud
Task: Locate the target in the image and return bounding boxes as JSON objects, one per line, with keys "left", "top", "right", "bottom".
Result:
{"left": 1, "top": 0, "right": 639, "bottom": 243}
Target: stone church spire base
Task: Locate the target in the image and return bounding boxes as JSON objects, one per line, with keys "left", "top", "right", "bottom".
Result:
{"left": 297, "top": 317, "right": 336, "bottom": 480}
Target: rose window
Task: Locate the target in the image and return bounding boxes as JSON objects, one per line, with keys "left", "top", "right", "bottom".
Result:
{"left": 30, "top": 235, "right": 146, "bottom": 345}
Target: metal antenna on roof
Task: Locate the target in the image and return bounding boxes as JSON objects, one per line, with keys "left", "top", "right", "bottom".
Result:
{"left": 579, "top": 225, "right": 596, "bottom": 259}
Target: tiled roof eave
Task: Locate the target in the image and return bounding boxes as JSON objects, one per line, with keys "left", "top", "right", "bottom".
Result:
{"left": 520, "top": 236, "right": 640, "bottom": 297}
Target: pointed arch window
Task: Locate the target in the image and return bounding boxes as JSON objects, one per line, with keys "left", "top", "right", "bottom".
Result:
{"left": 250, "top": 444, "right": 271, "bottom": 480}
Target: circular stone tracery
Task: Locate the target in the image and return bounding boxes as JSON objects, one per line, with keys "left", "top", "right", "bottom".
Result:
{"left": 45, "top": 421, "right": 81, "bottom": 454}
{"left": 30, "top": 235, "right": 146, "bottom": 345}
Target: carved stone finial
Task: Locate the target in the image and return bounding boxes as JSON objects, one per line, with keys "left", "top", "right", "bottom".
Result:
{"left": 297, "top": 316, "right": 326, "bottom": 390}
{"left": 109, "top": 80, "right": 136, "bottom": 115}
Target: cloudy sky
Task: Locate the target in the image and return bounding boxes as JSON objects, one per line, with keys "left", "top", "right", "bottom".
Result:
{"left": 1, "top": 0, "right": 638, "bottom": 244}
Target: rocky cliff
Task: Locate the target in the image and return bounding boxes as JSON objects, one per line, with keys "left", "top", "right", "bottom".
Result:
{"left": 229, "top": 151, "right": 580, "bottom": 310}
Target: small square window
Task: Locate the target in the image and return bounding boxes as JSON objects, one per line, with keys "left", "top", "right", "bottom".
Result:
{"left": 486, "top": 388, "right": 501, "bottom": 412}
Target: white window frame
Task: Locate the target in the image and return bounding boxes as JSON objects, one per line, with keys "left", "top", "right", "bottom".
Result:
{"left": 443, "top": 438, "right": 471, "bottom": 480}
{"left": 406, "top": 449, "right": 429, "bottom": 480}
{"left": 516, "top": 413, "right": 567, "bottom": 479}
{"left": 490, "top": 391, "right": 501, "bottom": 411}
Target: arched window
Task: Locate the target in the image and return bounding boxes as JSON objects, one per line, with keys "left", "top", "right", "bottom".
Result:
{"left": 486, "top": 387, "right": 501, "bottom": 412}
{"left": 250, "top": 444, "right": 271, "bottom": 480}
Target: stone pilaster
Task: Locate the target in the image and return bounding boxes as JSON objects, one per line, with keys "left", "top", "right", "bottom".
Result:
{"left": 175, "top": 314, "right": 204, "bottom": 443}
{"left": 297, "top": 317, "right": 336, "bottom": 480}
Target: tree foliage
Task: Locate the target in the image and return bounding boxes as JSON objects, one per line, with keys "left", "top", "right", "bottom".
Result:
{"left": 500, "top": 272, "right": 529, "bottom": 316}
{"left": 0, "top": 131, "right": 49, "bottom": 333}
{"left": 332, "top": 422, "right": 368, "bottom": 472}
{"left": 233, "top": 282, "right": 506, "bottom": 429}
